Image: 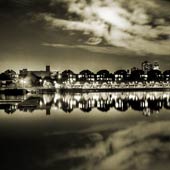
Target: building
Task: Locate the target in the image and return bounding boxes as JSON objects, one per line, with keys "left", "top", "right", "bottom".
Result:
{"left": 141, "top": 61, "right": 153, "bottom": 73}
{"left": 147, "top": 70, "right": 162, "bottom": 82}
{"left": 78, "top": 70, "right": 95, "bottom": 82}
{"left": 61, "top": 70, "right": 76, "bottom": 83}
{"left": 130, "top": 70, "right": 145, "bottom": 82}
{"left": 4, "top": 70, "right": 16, "bottom": 79}
{"left": 0, "top": 60, "right": 166, "bottom": 89}
{"left": 19, "top": 66, "right": 52, "bottom": 87}
{"left": 0, "top": 73, "right": 13, "bottom": 87}
{"left": 114, "top": 70, "right": 127, "bottom": 82}
{"left": 153, "top": 61, "right": 160, "bottom": 70}
{"left": 96, "top": 70, "right": 113, "bottom": 83}
{"left": 46, "top": 65, "right": 50, "bottom": 72}
{"left": 19, "top": 65, "right": 51, "bottom": 79}
{"left": 163, "top": 70, "right": 170, "bottom": 82}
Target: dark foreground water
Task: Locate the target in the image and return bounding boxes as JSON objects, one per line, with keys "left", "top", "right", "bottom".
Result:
{"left": 0, "top": 91, "right": 170, "bottom": 170}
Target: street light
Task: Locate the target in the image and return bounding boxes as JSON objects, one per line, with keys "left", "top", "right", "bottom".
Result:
{"left": 39, "top": 79, "right": 43, "bottom": 86}
{"left": 20, "top": 79, "right": 26, "bottom": 88}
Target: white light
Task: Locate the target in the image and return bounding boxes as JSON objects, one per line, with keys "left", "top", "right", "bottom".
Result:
{"left": 74, "top": 95, "right": 81, "bottom": 101}
{"left": 54, "top": 93, "right": 61, "bottom": 103}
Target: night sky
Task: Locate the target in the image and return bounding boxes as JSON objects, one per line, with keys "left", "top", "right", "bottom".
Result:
{"left": 0, "top": 0, "right": 170, "bottom": 72}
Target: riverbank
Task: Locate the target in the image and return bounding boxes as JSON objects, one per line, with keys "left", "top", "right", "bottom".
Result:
{"left": 1, "top": 86, "right": 170, "bottom": 94}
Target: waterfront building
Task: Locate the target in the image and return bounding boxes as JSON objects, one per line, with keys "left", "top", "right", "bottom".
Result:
{"left": 130, "top": 70, "right": 145, "bottom": 82}
{"left": 147, "top": 70, "right": 162, "bottom": 82}
{"left": 142, "top": 61, "right": 153, "bottom": 73}
{"left": 78, "top": 70, "right": 95, "bottom": 83}
{"left": 0, "top": 72, "right": 15, "bottom": 87}
{"left": 0, "top": 60, "right": 168, "bottom": 89}
{"left": 163, "top": 70, "right": 170, "bottom": 82}
{"left": 61, "top": 70, "right": 76, "bottom": 83}
{"left": 19, "top": 66, "right": 52, "bottom": 87}
{"left": 96, "top": 70, "right": 113, "bottom": 83}
{"left": 18, "top": 72, "right": 39, "bottom": 88}
{"left": 19, "top": 65, "right": 51, "bottom": 79}
{"left": 114, "top": 70, "right": 127, "bottom": 82}
{"left": 4, "top": 70, "right": 16, "bottom": 79}
{"left": 153, "top": 61, "right": 160, "bottom": 70}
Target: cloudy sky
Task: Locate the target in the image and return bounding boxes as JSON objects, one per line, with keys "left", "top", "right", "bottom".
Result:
{"left": 0, "top": 0, "right": 170, "bottom": 72}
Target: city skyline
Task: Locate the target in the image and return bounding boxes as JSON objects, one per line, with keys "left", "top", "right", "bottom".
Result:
{"left": 0, "top": 60, "right": 169, "bottom": 73}
{"left": 1, "top": 60, "right": 170, "bottom": 94}
{"left": 0, "top": 54, "right": 170, "bottom": 73}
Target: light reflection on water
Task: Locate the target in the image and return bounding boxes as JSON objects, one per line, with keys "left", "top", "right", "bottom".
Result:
{"left": 0, "top": 91, "right": 170, "bottom": 116}
{"left": 0, "top": 91, "right": 170, "bottom": 170}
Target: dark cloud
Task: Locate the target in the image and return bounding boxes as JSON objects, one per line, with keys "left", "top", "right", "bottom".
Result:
{"left": 34, "top": 0, "right": 170, "bottom": 55}
{"left": 0, "top": 0, "right": 169, "bottom": 72}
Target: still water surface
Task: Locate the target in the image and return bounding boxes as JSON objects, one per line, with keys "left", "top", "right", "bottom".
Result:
{"left": 0, "top": 91, "right": 170, "bottom": 170}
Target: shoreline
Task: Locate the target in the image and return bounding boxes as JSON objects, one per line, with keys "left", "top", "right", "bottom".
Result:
{"left": 1, "top": 87, "right": 170, "bottom": 94}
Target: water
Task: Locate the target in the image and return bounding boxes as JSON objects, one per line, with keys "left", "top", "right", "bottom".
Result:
{"left": 0, "top": 91, "right": 170, "bottom": 170}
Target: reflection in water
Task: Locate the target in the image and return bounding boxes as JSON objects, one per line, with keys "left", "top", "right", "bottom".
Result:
{"left": 1, "top": 92, "right": 170, "bottom": 170}
{"left": 41, "top": 121, "right": 170, "bottom": 170}
{"left": 0, "top": 91, "right": 170, "bottom": 116}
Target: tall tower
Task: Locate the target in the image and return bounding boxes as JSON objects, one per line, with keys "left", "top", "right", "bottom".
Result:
{"left": 46, "top": 65, "right": 50, "bottom": 72}
{"left": 153, "top": 61, "right": 160, "bottom": 70}
{"left": 141, "top": 61, "right": 153, "bottom": 73}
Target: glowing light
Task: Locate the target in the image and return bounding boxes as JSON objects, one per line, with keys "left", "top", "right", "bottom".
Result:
{"left": 74, "top": 95, "right": 81, "bottom": 101}
{"left": 58, "top": 74, "right": 62, "bottom": 79}
{"left": 54, "top": 83, "right": 60, "bottom": 88}
{"left": 54, "top": 93, "right": 61, "bottom": 103}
